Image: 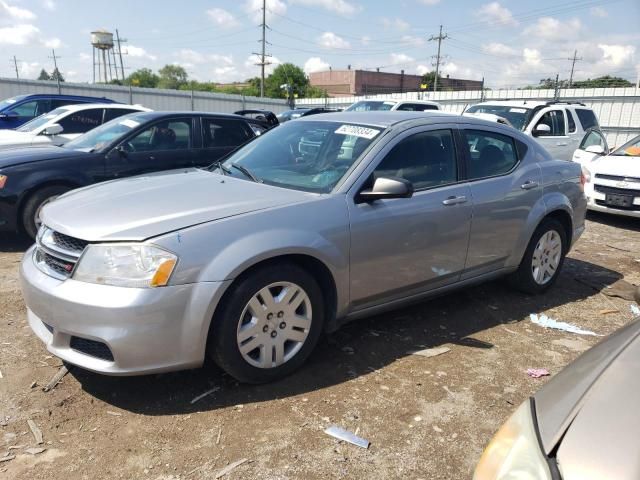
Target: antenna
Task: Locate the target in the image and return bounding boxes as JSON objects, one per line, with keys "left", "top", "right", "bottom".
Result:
{"left": 428, "top": 25, "right": 448, "bottom": 92}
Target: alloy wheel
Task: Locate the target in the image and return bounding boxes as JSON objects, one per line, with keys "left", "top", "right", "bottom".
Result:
{"left": 531, "top": 230, "right": 562, "bottom": 285}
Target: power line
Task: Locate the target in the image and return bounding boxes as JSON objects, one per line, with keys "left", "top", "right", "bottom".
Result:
{"left": 428, "top": 25, "right": 448, "bottom": 92}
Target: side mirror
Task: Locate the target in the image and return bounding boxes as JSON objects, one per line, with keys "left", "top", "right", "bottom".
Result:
{"left": 357, "top": 176, "right": 414, "bottom": 203}
{"left": 533, "top": 124, "right": 551, "bottom": 137}
{"left": 0, "top": 111, "right": 18, "bottom": 119}
{"left": 115, "top": 145, "right": 128, "bottom": 157}
{"left": 42, "top": 124, "right": 63, "bottom": 136}
{"left": 585, "top": 144, "right": 605, "bottom": 155}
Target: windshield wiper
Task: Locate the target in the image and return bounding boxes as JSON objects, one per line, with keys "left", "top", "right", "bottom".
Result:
{"left": 213, "top": 161, "right": 231, "bottom": 175}
{"left": 230, "top": 163, "right": 261, "bottom": 182}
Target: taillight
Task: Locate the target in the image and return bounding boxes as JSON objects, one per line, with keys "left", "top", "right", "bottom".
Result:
{"left": 580, "top": 166, "right": 591, "bottom": 192}
{"left": 0, "top": 175, "right": 7, "bottom": 189}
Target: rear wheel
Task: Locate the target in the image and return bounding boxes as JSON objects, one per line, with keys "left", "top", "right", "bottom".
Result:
{"left": 509, "top": 218, "right": 567, "bottom": 294}
{"left": 21, "top": 185, "right": 70, "bottom": 239}
{"left": 209, "top": 263, "right": 324, "bottom": 384}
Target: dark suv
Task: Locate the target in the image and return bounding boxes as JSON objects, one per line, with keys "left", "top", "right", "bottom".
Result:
{"left": 0, "top": 94, "right": 117, "bottom": 129}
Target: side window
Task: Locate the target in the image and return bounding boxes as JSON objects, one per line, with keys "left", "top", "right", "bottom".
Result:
{"left": 579, "top": 130, "right": 606, "bottom": 150}
{"left": 104, "top": 109, "right": 140, "bottom": 123}
{"left": 567, "top": 110, "right": 576, "bottom": 133}
{"left": 123, "top": 119, "right": 192, "bottom": 152}
{"left": 50, "top": 99, "right": 75, "bottom": 109}
{"left": 11, "top": 100, "right": 39, "bottom": 117}
{"left": 396, "top": 103, "right": 438, "bottom": 112}
{"left": 575, "top": 109, "right": 599, "bottom": 130}
{"left": 535, "top": 110, "right": 566, "bottom": 136}
{"left": 463, "top": 129, "right": 519, "bottom": 180}
{"left": 57, "top": 109, "right": 104, "bottom": 134}
{"left": 373, "top": 129, "right": 457, "bottom": 190}
{"left": 202, "top": 118, "right": 253, "bottom": 148}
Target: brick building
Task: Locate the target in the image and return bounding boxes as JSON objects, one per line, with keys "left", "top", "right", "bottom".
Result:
{"left": 308, "top": 69, "right": 483, "bottom": 97}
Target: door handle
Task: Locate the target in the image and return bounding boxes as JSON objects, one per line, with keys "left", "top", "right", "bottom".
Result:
{"left": 149, "top": 156, "right": 156, "bottom": 161}
{"left": 521, "top": 181, "right": 539, "bottom": 190}
{"left": 442, "top": 195, "right": 467, "bottom": 205}
{"left": 556, "top": 142, "right": 568, "bottom": 146}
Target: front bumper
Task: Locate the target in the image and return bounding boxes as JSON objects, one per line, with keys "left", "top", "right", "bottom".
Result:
{"left": 20, "top": 245, "right": 231, "bottom": 375}
{"left": 585, "top": 182, "right": 640, "bottom": 219}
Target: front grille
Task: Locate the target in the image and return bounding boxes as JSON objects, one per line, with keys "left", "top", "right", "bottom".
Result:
{"left": 51, "top": 231, "right": 89, "bottom": 255}
{"left": 594, "top": 184, "right": 640, "bottom": 197}
{"left": 595, "top": 173, "right": 640, "bottom": 183}
{"left": 70, "top": 337, "right": 114, "bottom": 362}
{"left": 35, "top": 249, "right": 75, "bottom": 277}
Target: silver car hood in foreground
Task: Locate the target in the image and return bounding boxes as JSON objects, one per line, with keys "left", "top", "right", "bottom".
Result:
{"left": 41, "top": 168, "right": 315, "bottom": 241}
{"left": 534, "top": 319, "right": 640, "bottom": 479}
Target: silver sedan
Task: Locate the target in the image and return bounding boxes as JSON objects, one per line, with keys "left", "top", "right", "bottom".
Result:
{"left": 20, "top": 112, "right": 587, "bottom": 383}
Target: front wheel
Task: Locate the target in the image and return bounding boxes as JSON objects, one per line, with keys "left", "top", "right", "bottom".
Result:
{"left": 21, "top": 185, "right": 70, "bottom": 239}
{"left": 508, "top": 218, "right": 567, "bottom": 294}
{"left": 209, "top": 263, "right": 324, "bottom": 384}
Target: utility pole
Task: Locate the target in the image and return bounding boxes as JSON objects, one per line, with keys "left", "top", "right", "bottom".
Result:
{"left": 253, "top": 0, "right": 271, "bottom": 97}
{"left": 49, "top": 49, "right": 61, "bottom": 93}
{"left": 428, "top": 25, "right": 448, "bottom": 92}
{"left": 12, "top": 56, "right": 19, "bottom": 79}
{"left": 115, "top": 29, "right": 127, "bottom": 82}
{"left": 567, "top": 49, "right": 582, "bottom": 88}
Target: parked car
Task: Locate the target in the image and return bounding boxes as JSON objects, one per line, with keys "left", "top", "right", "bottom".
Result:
{"left": 465, "top": 101, "right": 600, "bottom": 161}
{"left": 0, "top": 111, "right": 260, "bottom": 238}
{"left": 234, "top": 109, "right": 279, "bottom": 134}
{"left": 0, "top": 94, "right": 118, "bottom": 129}
{"left": 572, "top": 131, "right": 640, "bottom": 218}
{"left": 0, "top": 103, "right": 149, "bottom": 151}
{"left": 277, "top": 108, "right": 343, "bottom": 123}
{"left": 20, "top": 111, "right": 586, "bottom": 383}
{"left": 463, "top": 112, "right": 513, "bottom": 127}
{"left": 345, "top": 99, "right": 440, "bottom": 112}
{"left": 474, "top": 300, "right": 640, "bottom": 480}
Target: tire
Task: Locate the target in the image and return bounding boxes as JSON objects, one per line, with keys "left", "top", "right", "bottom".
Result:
{"left": 508, "top": 218, "right": 567, "bottom": 294}
{"left": 209, "top": 263, "right": 325, "bottom": 384}
{"left": 21, "top": 185, "right": 70, "bottom": 239}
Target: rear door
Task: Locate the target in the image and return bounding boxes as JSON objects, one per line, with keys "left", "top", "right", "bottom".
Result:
{"left": 197, "top": 117, "right": 254, "bottom": 166}
{"left": 105, "top": 117, "right": 196, "bottom": 178}
{"left": 54, "top": 107, "right": 105, "bottom": 144}
{"left": 460, "top": 127, "right": 542, "bottom": 278}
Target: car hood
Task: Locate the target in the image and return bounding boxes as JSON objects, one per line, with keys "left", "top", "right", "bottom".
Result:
{"left": 41, "top": 168, "right": 316, "bottom": 241}
{"left": 534, "top": 319, "right": 640, "bottom": 479}
{"left": 0, "top": 129, "right": 35, "bottom": 146}
{"left": 0, "top": 145, "right": 84, "bottom": 168}
{"left": 591, "top": 155, "right": 640, "bottom": 177}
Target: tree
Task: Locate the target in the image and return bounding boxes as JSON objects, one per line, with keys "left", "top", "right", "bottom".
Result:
{"left": 126, "top": 68, "right": 160, "bottom": 88}
{"left": 421, "top": 71, "right": 442, "bottom": 91}
{"left": 37, "top": 69, "right": 51, "bottom": 81}
{"left": 50, "top": 68, "right": 64, "bottom": 82}
{"left": 157, "top": 64, "right": 188, "bottom": 90}
{"left": 264, "top": 64, "right": 309, "bottom": 99}
{"left": 573, "top": 75, "right": 633, "bottom": 88}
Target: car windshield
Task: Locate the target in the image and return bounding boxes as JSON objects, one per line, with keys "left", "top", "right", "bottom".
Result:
{"left": 610, "top": 135, "right": 640, "bottom": 157}
{"left": 345, "top": 101, "right": 396, "bottom": 112}
{"left": 465, "top": 105, "right": 533, "bottom": 131}
{"left": 16, "top": 107, "right": 70, "bottom": 132}
{"left": 63, "top": 114, "right": 144, "bottom": 151}
{"left": 218, "top": 120, "right": 384, "bottom": 193}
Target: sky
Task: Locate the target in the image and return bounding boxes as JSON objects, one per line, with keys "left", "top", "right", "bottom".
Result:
{"left": 1, "top": 0, "right": 639, "bottom": 88}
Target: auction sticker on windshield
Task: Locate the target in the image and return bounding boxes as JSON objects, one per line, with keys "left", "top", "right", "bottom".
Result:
{"left": 335, "top": 125, "right": 381, "bottom": 139}
{"left": 119, "top": 118, "right": 140, "bottom": 129}
{"left": 510, "top": 108, "right": 528, "bottom": 113}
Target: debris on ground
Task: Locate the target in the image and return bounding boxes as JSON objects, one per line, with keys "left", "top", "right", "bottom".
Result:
{"left": 190, "top": 386, "right": 220, "bottom": 405}
{"left": 598, "top": 309, "right": 619, "bottom": 315}
{"left": 214, "top": 458, "right": 249, "bottom": 479}
{"left": 25, "top": 447, "right": 46, "bottom": 455}
{"left": 527, "top": 368, "right": 550, "bottom": 378}
{"left": 43, "top": 365, "right": 68, "bottom": 392}
{"left": 530, "top": 313, "right": 600, "bottom": 336}
{"left": 631, "top": 304, "right": 640, "bottom": 316}
{"left": 324, "top": 425, "right": 370, "bottom": 449}
{"left": 27, "top": 419, "right": 43, "bottom": 444}
{"left": 409, "top": 346, "right": 451, "bottom": 358}
{"left": 106, "top": 411, "right": 122, "bottom": 417}
{"left": 216, "top": 427, "right": 222, "bottom": 445}
{"left": 0, "top": 455, "right": 15, "bottom": 463}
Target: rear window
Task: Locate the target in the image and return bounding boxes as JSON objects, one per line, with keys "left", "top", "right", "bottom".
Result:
{"left": 574, "top": 109, "right": 599, "bottom": 130}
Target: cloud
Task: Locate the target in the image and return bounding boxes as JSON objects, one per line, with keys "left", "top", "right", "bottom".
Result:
{"left": 19, "top": 61, "right": 40, "bottom": 78}
{"left": 176, "top": 49, "right": 234, "bottom": 67}
{"left": 126, "top": 45, "right": 157, "bottom": 61}
{"left": 598, "top": 44, "right": 635, "bottom": 67}
{"left": 361, "top": 36, "right": 371, "bottom": 46}
{"left": 523, "top": 17, "right": 582, "bottom": 42}
{"left": 44, "top": 37, "right": 61, "bottom": 48}
{"left": 401, "top": 35, "right": 425, "bottom": 47}
{"left": 482, "top": 42, "right": 517, "bottom": 56}
{"left": 42, "top": 0, "right": 55, "bottom": 11}
{"left": 441, "top": 62, "right": 482, "bottom": 80}
{"left": 0, "top": 24, "right": 40, "bottom": 45}
{"left": 382, "top": 17, "right": 410, "bottom": 31}
{"left": 390, "top": 53, "right": 415, "bottom": 65}
{"left": 416, "top": 64, "right": 431, "bottom": 75}
{"left": 590, "top": 6, "right": 608, "bottom": 18}
{"left": 79, "top": 53, "right": 91, "bottom": 62}
{"left": 318, "top": 32, "right": 350, "bottom": 49}
{"left": 244, "top": 54, "right": 281, "bottom": 76}
{"left": 304, "top": 57, "right": 330, "bottom": 74}
{"left": 478, "top": 2, "right": 517, "bottom": 27}
{"left": 244, "top": 0, "right": 286, "bottom": 23}
{"left": 0, "top": 0, "right": 36, "bottom": 22}
{"left": 207, "top": 8, "right": 239, "bottom": 28}
{"left": 289, "top": 0, "right": 359, "bottom": 16}
{"left": 418, "top": 0, "right": 440, "bottom": 5}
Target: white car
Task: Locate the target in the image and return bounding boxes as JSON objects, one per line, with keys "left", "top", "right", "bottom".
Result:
{"left": 345, "top": 98, "right": 440, "bottom": 112}
{"left": 465, "top": 101, "right": 599, "bottom": 161}
{"left": 572, "top": 131, "right": 640, "bottom": 218}
{"left": 0, "top": 103, "right": 150, "bottom": 150}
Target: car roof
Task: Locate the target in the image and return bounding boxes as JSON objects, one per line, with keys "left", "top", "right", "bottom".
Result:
{"left": 53, "top": 103, "right": 149, "bottom": 113}
{"left": 297, "top": 110, "right": 494, "bottom": 128}
{"left": 474, "top": 100, "right": 548, "bottom": 108}
{"left": 123, "top": 111, "right": 256, "bottom": 122}
{"left": 353, "top": 98, "right": 439, "bottom": 105}
{"left": 14, "top": 93, "right": 116, "bottom": 101}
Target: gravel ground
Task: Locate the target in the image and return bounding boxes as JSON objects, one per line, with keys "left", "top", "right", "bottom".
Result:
{"left": 1, "top": 212, "right": 638, "bottom": 480}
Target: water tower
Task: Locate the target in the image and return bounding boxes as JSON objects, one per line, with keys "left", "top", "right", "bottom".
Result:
{"left": 91, "top": 29, "right": 115, "bottom": 83}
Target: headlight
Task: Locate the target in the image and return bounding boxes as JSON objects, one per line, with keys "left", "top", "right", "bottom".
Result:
{"left": 73, "top": 244, "right": 177, "bottom": 288}
{"left": 474, "top": 400, "right": 552, "bottom": 480}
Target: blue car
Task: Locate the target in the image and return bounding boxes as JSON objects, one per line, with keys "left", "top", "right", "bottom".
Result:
{"left": 0, "top": 94, "right": 118, "bottom": 129}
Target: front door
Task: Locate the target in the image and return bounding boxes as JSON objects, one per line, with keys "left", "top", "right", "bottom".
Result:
{"left": 572, "top": 129, "right": 609, "bottom": 165}
{"left": 530, "top": 108, "right": 570, "bottom": 159}
{"left": 348, "top": 127, "right": 472, "bottom": 310}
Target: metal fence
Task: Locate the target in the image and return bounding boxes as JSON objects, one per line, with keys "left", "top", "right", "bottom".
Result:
{"left": 297, "top": 87, "right": 640, "bottom": 147}
{"left": 0, "top": 77, "right": 290, "bottom": 114}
